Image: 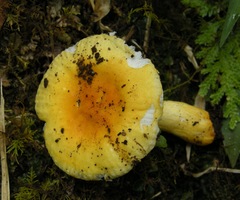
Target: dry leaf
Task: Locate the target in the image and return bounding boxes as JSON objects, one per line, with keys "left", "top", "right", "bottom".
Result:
{"left": 89, "top": 0, "right": 111, "bottom": 22}
{"left": 0, "top": 0, "right": 9, "bottom": 29}
{"left": 0, "top": 69, "right": 11, "bottom": 87}
{"left": 184, "top": 45, "right": 199, "bottom": 70}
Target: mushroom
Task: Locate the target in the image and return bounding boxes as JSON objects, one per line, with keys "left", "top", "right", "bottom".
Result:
{"left": 35, "top": 34, "right": 215, "bottom": 181}
{"left": 158, "top": 101, "right": 215, "bottom": 145}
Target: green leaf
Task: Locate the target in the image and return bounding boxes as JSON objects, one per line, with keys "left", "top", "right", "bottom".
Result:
{"left": 198, "top": 31, "right": 240, "bottom": 129}
{"left": 222, "top": 119, "right": 240, "bottom": 167}
{"left": 220, "top": 0, "right": 240, "bottom": 47}
{"left": 181, "top": 0, "right": 224, "bottom": 17}
{"left": 155, "top": 135, "right": 168, "bottom": 148}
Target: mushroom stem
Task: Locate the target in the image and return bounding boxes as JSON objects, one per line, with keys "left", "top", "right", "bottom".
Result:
{"left": 158, "top": 101, "right": 215, "bottom": 146}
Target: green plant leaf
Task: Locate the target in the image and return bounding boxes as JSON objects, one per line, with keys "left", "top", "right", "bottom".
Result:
{"left": 222, "top": 119, "right": 240, "bottom": 167}
{"left": 155, "top": 135, "right": 168, "bottom": 148}
{"left": 220, "top": 0, "right": 240, "bottom": 47}
{"left": 198, "top": 28, "right": 240, "bottom": 129}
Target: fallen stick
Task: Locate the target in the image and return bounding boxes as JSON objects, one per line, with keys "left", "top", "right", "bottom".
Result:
{"left": 0, "top": 79, "right": 10, "bottom": 200}
{"left": 180, "top": 163, "right": 240, "bottom": 178}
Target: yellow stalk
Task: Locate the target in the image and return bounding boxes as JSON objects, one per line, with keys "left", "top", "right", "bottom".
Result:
{"left": 159, "top": 101, "right": 215, "bottom": 145}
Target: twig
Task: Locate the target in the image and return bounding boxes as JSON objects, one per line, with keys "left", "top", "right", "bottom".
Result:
{"left": 185, "top": 143, "right": 191, "bottom": 162}
{"left": 150, "top": 191, "right": 162, "bottom": 199}
{"left": 0, "top": 79, "right": 10, "bottom": 200}
{"left": 163, "top": 69, "right": 200, "bottom": 93}
{"left": 143, "top": 14, "right": 152, "bottom": 57}
{"left": 180, "top": 163, "right": 240, "bottom": 178}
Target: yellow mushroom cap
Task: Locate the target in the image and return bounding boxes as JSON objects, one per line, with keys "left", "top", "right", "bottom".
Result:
{"left": 35, "top": 34, "right": 163, "bottom": 180}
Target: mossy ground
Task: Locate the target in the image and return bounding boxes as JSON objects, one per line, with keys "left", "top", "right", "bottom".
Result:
{"left": 0, "top": 0, "right": 240, "bottom": 199}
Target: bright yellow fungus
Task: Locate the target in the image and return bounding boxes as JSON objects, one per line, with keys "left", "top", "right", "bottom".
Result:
{"left": 35, "top": 34, "right": 163, "bottom": 180}
{"left": 35, "top": 34, "right": 215, "bottom": 181}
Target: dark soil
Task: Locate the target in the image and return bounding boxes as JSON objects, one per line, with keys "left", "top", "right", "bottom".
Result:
{"left": 0, "top": 0, "right": 239, "bottom": 199}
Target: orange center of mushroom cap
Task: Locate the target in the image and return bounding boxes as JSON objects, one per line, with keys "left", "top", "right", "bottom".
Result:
{"left": 60, "top": 58, "right": 157, "bottom": 142}
{"left": 68, "top": 63, "right": 125, "bottom": 141}
{"left": 35, "top": 34, "right": 163, "bottom": 180}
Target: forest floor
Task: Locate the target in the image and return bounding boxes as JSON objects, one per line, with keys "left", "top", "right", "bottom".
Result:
{"left": 0, "top": 0, "right": 240, "bottom": 199}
